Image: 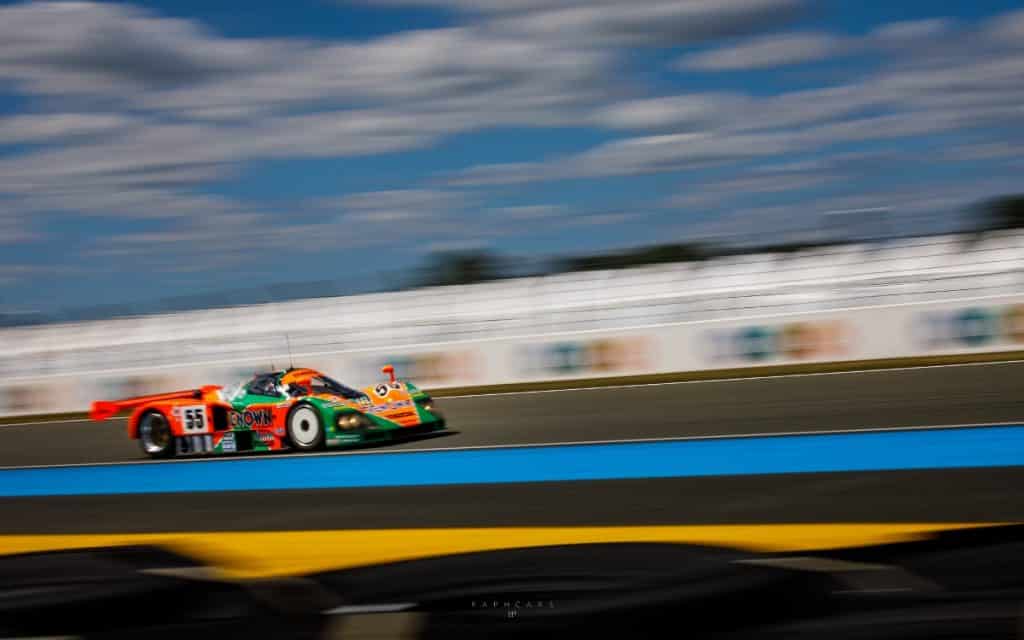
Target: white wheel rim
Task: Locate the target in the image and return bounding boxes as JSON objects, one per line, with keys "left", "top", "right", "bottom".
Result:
{"left": 290, "top": 406, "right": 320, "bottom": 446}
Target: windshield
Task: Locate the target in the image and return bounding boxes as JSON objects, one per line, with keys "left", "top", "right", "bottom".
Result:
{"left": 222, "top": 380, "right": 245, "bottom": 402}
{"left": 246, "top": 374, "right": 281, "bottom": 397}
{"left": 285, "top": 374, "right": 364, "bottom": 399}
{"left": 312, "top": 375, "right": 364, "bottom": 399}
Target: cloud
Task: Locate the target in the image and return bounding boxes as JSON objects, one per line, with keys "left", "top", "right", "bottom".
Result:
{"left": 810, "top": 175, "right": 1024, "bottom": 226}
{"left": 794, "top": 110, "right": 964, "bottom": 146}
{"left": 0, "top": 2, "right": 292, "bottom": 95}
{"left": 0, "top": 264, "right": 67, "bottom": 284}
{"left": 693, "top": 173, "right": 836, "bottom": 197}
{"left": 680, "top": 32, "right": 845, "bottom": 70}
{"left": 589, "top": 85, "right": 886, "bottom": 134}
{"left": 134, "top": 27, "right": 611, "bottom": 120}
{"left": 986, "top": 9, "right": 1024, "bottom": 45}
{"left": 473, "top": 203, "right": 641, "bottom": 237}
{"left": 363, "top": 0, "right": 806, "bottom": 47}
{"left": 446, "top": 130, "right": 793, "bottom": 185}
{"left": 664, "top": 161, "right": 840, "bottom": 210}
{"left": 487, "top": 204, "right": 567, "bottom": 220}
{"left": 592, "top": 94, "right": 744, "bottom": 130}
{"left": 0, "top": 1, "right": 621, "bottom": 231}
{"left": 947, "top": 141, "right": 1021, "bottom": 161}
{"left": 355, "top": 0, "right": 595, "bottom": 10}
{"left": 451, "top": 8, "right": 1024, "bottom": 188}
{"left": 565, "top": 211, "right": 642, "bottom": 227}
{"left": 570, "top": 131, "right": 792, "bottom": 177}
{"left": 678, "top": 170, "right": 1024, "bottom": 246}
{"left": 0, "top": 1, "right": 614, "bottom": 133}
{"left": 334, "top": 189, "right": 469, "bottom": 226}
{"left": 0, "top": 216, "right": 42, "bottom": 245}
{"left": 0, "top": 0, "right": 811, "bottom": 240}
{"left": 488, "top": 0, "right": 806, "bottom": 47}
{"left": 0, "top": 1, "right": 612, "bottom": 279}
{"left": 443, "top": 162, "right": 548, "bottom": 187}
{"left": 421, "top": 239, "right": 492, "bottom": 253}
{"left": 84, "top": 212, "right": 352, "bottom": 273}
{"left": 0, "top": 113, "right": 134, "bottom": 144}
{"left": 679, "top": 16, "right": 956, "bottom": 72}
{"left": 870, "top": 18, "right": 953, "bottom": 43}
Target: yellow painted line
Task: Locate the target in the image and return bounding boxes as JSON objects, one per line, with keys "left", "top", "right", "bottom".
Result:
{"left": 0, "top": 523, "right": 1010, "bottom": 579}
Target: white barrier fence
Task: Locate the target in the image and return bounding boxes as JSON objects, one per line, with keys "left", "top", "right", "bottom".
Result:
{"left": 3, "top": 231, "right": 1024, "bottom": 382}
{"left": 1, "top": 295, "right": 1021, "bottom": 417}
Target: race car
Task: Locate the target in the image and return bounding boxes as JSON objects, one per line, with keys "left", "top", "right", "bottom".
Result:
{"left": 89, "top": 366, "right": 446, "bottom": 458}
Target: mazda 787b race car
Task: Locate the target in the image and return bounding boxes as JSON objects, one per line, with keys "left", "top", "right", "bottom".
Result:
{"left": 89, "top": 366, "right": 446, "bottom": 458}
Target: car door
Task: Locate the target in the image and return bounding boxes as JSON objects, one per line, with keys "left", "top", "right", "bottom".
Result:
{"left": 226, "top": 376, "right": 284, "bottom": 450}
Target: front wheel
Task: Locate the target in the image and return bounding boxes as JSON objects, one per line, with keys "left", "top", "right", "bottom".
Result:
{"left": 287, "top": 403, "right": 324, "bottom": 452}
{"left": 138, "top": 410, "right": 174, "bottom": 459}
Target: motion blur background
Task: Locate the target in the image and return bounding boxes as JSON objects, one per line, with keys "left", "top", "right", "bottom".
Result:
{"left": 1, "top": 0, "right": 1024, "bottom": 411}
{"left": 2, "top": 3, "right": 1024, "bottom": 637}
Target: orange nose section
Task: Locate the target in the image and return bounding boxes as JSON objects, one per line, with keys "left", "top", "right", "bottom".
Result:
{"left": 380, "top": 407, "right": 421, "bottom": 427}
{"left": 363, "top": 383, "right": 421, "bottom": 427}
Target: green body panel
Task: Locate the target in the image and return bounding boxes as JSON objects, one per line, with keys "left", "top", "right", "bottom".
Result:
{"left": 231, "top": 392, "right": 281, "bottom": 410}
{"left": 211, "top": 433, "right": 274, "bottom": 454}
{"left": 323, "top": 419, "right": 446, "bottom": 447}
{"left": 226, "top": 393, "right": 285, "bottom": 448}
{"left": 323, "top": 388, "right": 446, "bottom": 447}
{"left": 303, "top": 396, "right": 353, "bottom": 440}
{"left": 412, "top": 400, "right": 434, "bottom": 424}
{"left": 216, "top": 375, "right": 445, "bottom": 452}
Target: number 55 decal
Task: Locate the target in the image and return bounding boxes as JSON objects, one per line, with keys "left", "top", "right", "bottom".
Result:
{"left": 181, "top": 405, "right": 207, "bottom": 433}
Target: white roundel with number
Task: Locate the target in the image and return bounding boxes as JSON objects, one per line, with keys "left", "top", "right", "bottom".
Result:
{"left": 179, "top": 405, "right": 208, "bottom": 433}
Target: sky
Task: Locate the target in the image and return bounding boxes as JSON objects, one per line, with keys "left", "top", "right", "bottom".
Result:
{"left": 1, "top": 0, "right": 1023, "bottom": 315}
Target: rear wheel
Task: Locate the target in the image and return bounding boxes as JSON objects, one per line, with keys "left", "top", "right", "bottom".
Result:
{"left": 138, "top": 410, "right": 174, "bottom": 459}
{"left": 287, "top": 403, "right": 324, "bottom": 452}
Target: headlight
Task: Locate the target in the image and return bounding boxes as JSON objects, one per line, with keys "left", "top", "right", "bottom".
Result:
{"left": 336, "top": 414, "right": 368, "bottom": 430}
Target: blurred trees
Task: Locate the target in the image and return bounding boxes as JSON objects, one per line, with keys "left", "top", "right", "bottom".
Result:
{"left": 412, "top": 244, "right": 719, "bottom": 287}
{"left": 975, "top": 194, "right": 1024, "bottom": 231}
{"left": 411, "top": 239, "right": 861, "bottom": 287}
{"left": 556, "top": 243, "right": 712, "bottom": 272}
{"left": 416, "top": 250, "right": 505, "bottom": 287}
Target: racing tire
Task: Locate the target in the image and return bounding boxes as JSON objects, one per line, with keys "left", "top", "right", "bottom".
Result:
{"left": 137, "top": 410, "right": 175, "bottom": 459}
{"left": 286, "top": 403, "right": 325, "bottom": 452}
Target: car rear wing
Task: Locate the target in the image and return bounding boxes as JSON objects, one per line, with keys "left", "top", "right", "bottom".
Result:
{"left": 89, "top": 389, "right": 204, "bottom": 421}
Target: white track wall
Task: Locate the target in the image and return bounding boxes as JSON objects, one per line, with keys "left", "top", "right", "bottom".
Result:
{"left": 2, "top": 295, "right": 1021, "bottom": 416}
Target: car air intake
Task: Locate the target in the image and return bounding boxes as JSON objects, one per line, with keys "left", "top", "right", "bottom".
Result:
{"left": 234, "top": 430, "right": 254, "bottom": 452}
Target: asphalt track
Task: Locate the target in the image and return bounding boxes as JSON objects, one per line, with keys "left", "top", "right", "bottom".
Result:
{"left": 1, "top": 362, "right": 1023, "bottom": 534}
{"left": 5, "top": 361, "right": 1024, "bottom": 468}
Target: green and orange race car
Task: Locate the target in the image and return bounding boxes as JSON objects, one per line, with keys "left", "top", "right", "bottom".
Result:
{"left": 89, "top": 366, "right": 446, "bottom": 458}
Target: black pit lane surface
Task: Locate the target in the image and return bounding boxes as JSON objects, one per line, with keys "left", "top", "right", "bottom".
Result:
{"left": 0, "top": 467, "right": 1021, "bottom": 534}
{"left": 3, "top": 361, "right": 1024, "bottom": 468}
